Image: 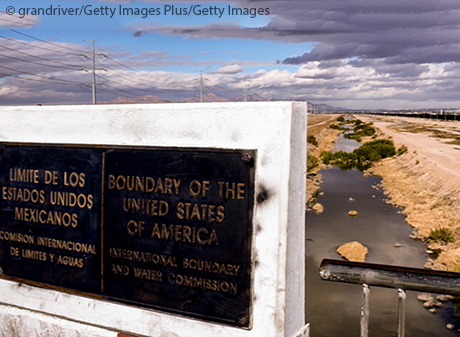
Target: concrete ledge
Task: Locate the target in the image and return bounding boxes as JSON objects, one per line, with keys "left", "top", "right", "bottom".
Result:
{"left": 0, "top": 102, "right": 306, "bottom": 337}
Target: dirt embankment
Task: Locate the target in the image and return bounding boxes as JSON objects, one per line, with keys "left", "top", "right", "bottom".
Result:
{"left": 360, "top": 115, "right": 460, "bottom": 271}
{"left": 307, "top": 115, "right": 342, "bottom": 205}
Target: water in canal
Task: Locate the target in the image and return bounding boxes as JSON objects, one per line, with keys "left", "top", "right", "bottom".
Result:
{"left": 306, "top": 133, "right": 459, "bottom": 336}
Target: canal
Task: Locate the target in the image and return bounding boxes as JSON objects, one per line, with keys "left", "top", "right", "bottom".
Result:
{"left": 306, "top": 133, "right": 459, "bottom": 336}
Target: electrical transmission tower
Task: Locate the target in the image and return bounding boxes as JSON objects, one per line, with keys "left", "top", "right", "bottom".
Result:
{"left": 81, "top": 40, "right": 105, "bottom": 104}
{"left": 195, "top": 70, "right": 208, "bottom": 102}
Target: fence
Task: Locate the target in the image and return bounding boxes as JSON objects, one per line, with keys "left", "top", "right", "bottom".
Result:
{"left": 319, "top": 259, "right": 460, "bottom": 337}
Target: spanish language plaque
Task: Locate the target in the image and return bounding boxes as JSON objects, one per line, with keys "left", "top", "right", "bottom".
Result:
{"left": 0, "top": 145, "right": 103, "bottom": 293}
{"left": 0, "top": 144, "right": 255, "bottom": 328}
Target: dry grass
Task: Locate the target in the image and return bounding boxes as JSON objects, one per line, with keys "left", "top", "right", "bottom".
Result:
{"left": 307, "top": 114, "right": 343, "bottom": 205}
{"left": 391, "top": 122, "right": 460, "bottom": 144}
{"left": 357, "top": 115, "right": 460, "bottom": 271}
{"left": 369, "top": 146, "right": 460, "bottom": 271}
{"left": 370, "top": 155, "right": 460, "bottom": 240}
{"left": 430, "top": 248, "right": 460, "bottom": 271}
{"left": 308, "top": 114, "right": 340, "bottom": 135}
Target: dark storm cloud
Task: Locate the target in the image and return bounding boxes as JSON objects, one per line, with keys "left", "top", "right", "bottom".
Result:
{"left": 133, "top": 31, "right": 145, "bottom": 37}
{"left": 263, "top": 0, "right": 460, "bottom": 65}
{"left": 133, "top": 0, "right": 460, "bottom": 67}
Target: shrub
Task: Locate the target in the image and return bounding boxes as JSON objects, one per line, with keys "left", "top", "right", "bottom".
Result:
{"left": 353, "top": 121, "right": 371, "bottom": 130}
{"left": 344, "top": 123, "right": 376, "bottom": 141}
{"left": 307, "top": 135, "right": 318, "bottom": 147}
{"left": 307, "top": 151, "right": 319, "bottom": 172}
{"left": 320, "top": 150, "right": 332, "bottom": 165}
{"left": 337, "top": 116, "right": 345, "bottom": 122}
{"left": 428, "top": 228, "right": 455, "bottom": 244}
{"left": 320, "top": 139, "right": 396, "bottom": 171}
{"left": 320, "top": 150, "right": 357, "bottom": 170}
{"left": 354, "top": 139, "right": 396, "bottom": 161}
{"left": 329, "top": 123, "right": 343, "bottom": 130}
{"left": 397, "top": 145, "right": 408, "bottom": 156}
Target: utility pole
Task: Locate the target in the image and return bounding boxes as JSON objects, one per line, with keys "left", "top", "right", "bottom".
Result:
{"left": 91, "top": 40, "right": 96, "bottom": 105}
{"left": 243, "top": 84, "right": 248, "bottom": 102}
{"left": 80, "top": 39, "right": 105, "bottom": 104}
{"left": 200, "top": 70, "right": 203, "bottom": 102}
{"left": 195, "top": 70, "right": 208, "bottom": 102}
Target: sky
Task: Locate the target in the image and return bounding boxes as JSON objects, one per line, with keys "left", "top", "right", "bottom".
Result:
{"left": 2, "top": 0, "right": 460, "bottom": 109}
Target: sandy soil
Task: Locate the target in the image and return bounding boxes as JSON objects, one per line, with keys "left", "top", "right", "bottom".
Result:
{"left": 359, "top": 115, "right": 460, "bottom": 270}
{"left": 336, "top": 241, "right": 368, "bottom": 262}
{"left": 306, "top": 114, "right": 342, "bottom": 205}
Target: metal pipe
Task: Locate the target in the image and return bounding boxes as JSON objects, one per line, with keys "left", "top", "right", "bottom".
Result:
{"left": 397, "top": 289, "right": 406, "bottom": 337}
{"left": 319, "top": 259, "right": 460, "bottom": 295}
{"left": 361, "top": 284, "right": 370, "bottom": 337}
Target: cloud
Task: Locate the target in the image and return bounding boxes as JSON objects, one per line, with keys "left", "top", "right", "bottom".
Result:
{"left": 127, "top": 50, "right": 170, "bottom": 60}
{"left": 3, "top": 38, "right": 460, "bottom": 109}
{"left": 133, "top": 31, "right": 145, "bottom": 37}
{"left": 265, "top": 1, "right": 460, "bottom": 66}
{"left": 0, "top": 12, "right": 39, "bottom": 28}
{"left": 109, "top": 0, "right": 460, "bottom": 108}
{"left": 5, "top": 0, "right": 460, "bottom": 108}
{"left": 132, "top": 0, "right": 460, "bottom": 68}
{"left": 211, "top": 64, "right": 244, "bottom": 74}
{"left": 0, "top": 37, "right": 224, "bottom": 104}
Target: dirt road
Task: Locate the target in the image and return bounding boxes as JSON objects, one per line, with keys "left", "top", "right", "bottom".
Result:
{"left": 363, "top": 115, "right": 460, "bottom": 193}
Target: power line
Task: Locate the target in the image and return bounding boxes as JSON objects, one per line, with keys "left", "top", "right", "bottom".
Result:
{"left": 211, "top": 83, "right": 243, "bottom": 93}
{"left": 2, "top": 31, "right": 200, "bottom": 97}
{"left": 0, "top": 34, "right": 81, "bottom": 56}
{"left": 206, "top": 87, "right": 236, "bottom": 100}
{"left": 0, "top": 71, "right": 81, "bottom": 86}
{"left": 97, "top": 69, "right": 195, "bottom": 93}
{"left": 0, "top": 43, "right": 84, "bottom": 69}
{"left": 101, "top": 84, "right": 145, "bottom": 98}
{"left": 195, "top": 70, "right": 210, "bottom": 102}
{"left": 9, "top": 29, "right": 87, "bottom": 54}
{"left": 91, "top": 40, "right": 97, "bottom": 104}
{"left": 0, "top": 63, "right": 82, "bottom": 84}
{"left": 0, "top": 51, "right": 83, "bottom": 71}
{"left": 0, "top": 10, "right": 38, "bottom": 24}
{"left": 0, "top": 15, "right": 36, "bottom": 27}
{"left": 206, "top": 87, "right": 235, "bottom": 101}
{"left": 0, "top": 30, "right": 274, "bottom": 104}
{"left": 96, "top": 57, "right": 196, "bottom": 86}
{"left": 248, "top": 87, "right": 270, "bottom": 100}
{"left": 102, "top": 55, "right": 136, "bottom": 71}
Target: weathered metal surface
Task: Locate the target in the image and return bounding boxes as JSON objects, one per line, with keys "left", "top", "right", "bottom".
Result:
{"left": 0, "top": 143, "right": 255, "bottom": 328}
{"left": 0, "top": 145, "right": 103, "bottom": 293}
{"left": 320, "top": 259, "right": 460, "bottom": 295}
{"left": 320, "top": 259, "right": 460, "bottom": 336}
{"left": 102, "top": 148, "right": 255, "bottom": 327}
{"left": 397, "top": 289, "right": 406, "bottom": 337}
{"left": 360, "top": 284, "right": 370, "bottom": 337}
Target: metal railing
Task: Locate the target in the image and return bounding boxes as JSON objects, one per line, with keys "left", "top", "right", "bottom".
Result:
{"left": 319, "top": 259, "right": 460, "bottom": 337}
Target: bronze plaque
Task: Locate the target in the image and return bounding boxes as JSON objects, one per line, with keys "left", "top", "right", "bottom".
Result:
{"left": 0, "top": 144, "right": 255, "bottom": 328}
